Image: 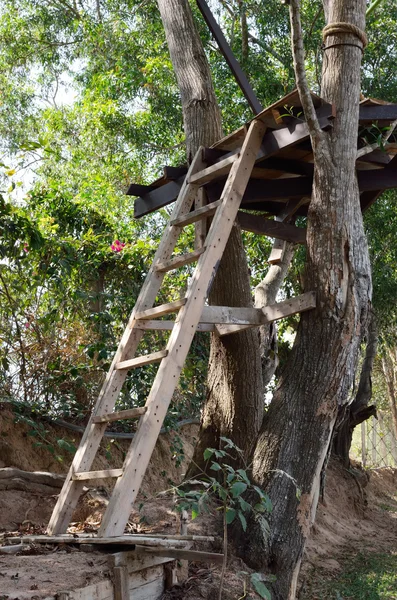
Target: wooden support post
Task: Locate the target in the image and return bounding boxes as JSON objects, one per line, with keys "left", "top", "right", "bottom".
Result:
{"left": 195, "top": 187, "right": 208, "bottom": 250}
{"left": 113, "top": 566, "right": 129, "bottom": 600}
{"left": 361, "top": 421, "right": 366, "bottom": 468}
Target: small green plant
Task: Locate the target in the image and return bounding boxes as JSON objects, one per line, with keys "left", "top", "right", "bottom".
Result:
{"left": 170, "top": 432, "right": 185, "bottom": 467}
{"left": 174, "top": 437, "right": 273, "bottom": 600}
{"left": 12, "top": 406, "right": 76, "bottom": 462}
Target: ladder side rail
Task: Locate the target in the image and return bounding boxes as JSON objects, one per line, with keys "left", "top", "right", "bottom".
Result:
{"left": 47, "top": 151, "right": 205, "bottom": 535}
{"left": 99, "top": 119, "right": 266, "bottom": 536}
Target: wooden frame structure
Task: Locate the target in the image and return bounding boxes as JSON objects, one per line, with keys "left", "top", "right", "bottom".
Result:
{"left": 45, "top": 89, "right": 397, "bottom": 542}
{"left": 130, "top": 92, "right": 397, "bottom": 229}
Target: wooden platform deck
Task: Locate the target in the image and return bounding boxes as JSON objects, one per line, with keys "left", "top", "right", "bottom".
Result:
{"left": 128, "top": 90, "right": 397, "bottom": 221}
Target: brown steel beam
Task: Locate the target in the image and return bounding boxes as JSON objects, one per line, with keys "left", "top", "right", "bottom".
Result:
{"left": 237, "top": 212, "right": 306, "bottom": 244}
{"left": 195, "top": 0, "right": 263, "bottom": 115}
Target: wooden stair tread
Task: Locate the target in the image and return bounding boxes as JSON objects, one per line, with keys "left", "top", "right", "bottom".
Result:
{"left": 170, "top": 199, "right": 221, "bottom": 227}
{"left": 134, "top": 298, "right": 186, "bottom": 320}
{"left": 93, "top": 407, "right": 147, "bottom": 424}
{"left": 154, "top": 247, "right": 206, "bottom": 273}
{"left": 115, "top": 350, "right": 168, "bottom": 371}
{"left": 188, "top": 153, "right": 239, "bottom": 185}
{"left": 72, "top": 468, "right": 123, "bottom": 481}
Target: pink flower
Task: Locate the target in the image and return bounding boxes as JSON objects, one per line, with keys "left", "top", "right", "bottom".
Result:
{"left": 23, "top": 243, "right": 29, "bottom": 253}
{"left": 110, "top": 240, "right": 126, "bottom": 252}
{"left": 24, "top": 322, "right": 30, "bottom": 329}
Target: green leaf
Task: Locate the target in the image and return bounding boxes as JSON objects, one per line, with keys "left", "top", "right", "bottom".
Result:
{"left": 191, "top": 503, "right": 199, "bottom": 520}
{"left": 238, "top": 497, "right": 251, "bottom": 513}
{"left": 203, "top": 448, "right": 214, "bottom": 461}
{"left": 238, "top": 510, "right": 247, "bottom": 531}
{"left": 251, "top": 574, "right": 271, "bottom": 600}
{"left": 225, "top": 508, "right": 236, "bottom": 524}
{"left": 230, "top": 481, "right": 247, "bottom": 498}
{"left": 218, "top": 487, "right": 227, "bottom": 501}
{"left": 210, "top": 462, "right": 222, "bottom": 471}
{"left": 236, "top": 469, "right": 250, "bottom": 485}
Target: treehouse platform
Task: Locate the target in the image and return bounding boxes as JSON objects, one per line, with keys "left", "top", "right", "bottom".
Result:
{"left": 129, "top": 90, "right": 397, "bottom": 241}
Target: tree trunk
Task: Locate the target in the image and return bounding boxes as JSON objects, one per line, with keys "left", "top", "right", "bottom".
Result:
{"left": 239, "top": 2, "right": 371, "bottom": 598}
{"left": 157, "top": 0, "right": 263, "bottom": 475}
{"left": 255, "top": 240, "right": 295, "bottom": 389}
{"left": 333, "top": 309, "right": 378, "bottom": 467}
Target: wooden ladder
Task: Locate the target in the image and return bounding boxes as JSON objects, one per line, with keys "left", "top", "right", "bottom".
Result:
{"left": 47, "top": 119, "right": 266, "bottom": 537}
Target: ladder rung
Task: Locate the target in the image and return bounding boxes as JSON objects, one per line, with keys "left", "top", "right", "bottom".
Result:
{"left": 188, "top": 153, "right": 239, "bottom": 185}
{"left": 93, "top": 407, "right": 147, "bottom": 424}
{"left": 72, "top": 468, "right": 123, "bottom": 481}
{"left": 154, "top": 247, "right": 206, "bottom": 273}
{"left": 115, "top": 349, "right": 168, "bottom": 371}
{"left": 171, "top": 200, "right": 222, "bottom": 227}
{"left": 135, "top": 320, "right": 215, "bottom": 332}
{"left": 135, "top": 298, "right": 186, "bottom": 320}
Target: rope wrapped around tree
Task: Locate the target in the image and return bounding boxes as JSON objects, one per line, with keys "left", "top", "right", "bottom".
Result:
{"left": 323, "top": 21, "right": 368, "bottom": 52}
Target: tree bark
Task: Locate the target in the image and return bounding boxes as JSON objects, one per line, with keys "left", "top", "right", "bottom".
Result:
{"left": 157, "top": 0, "right": 263, "bottom": 475}
{"left": 333, "top": 309, "right": 377, "bottom": 467}
{"left": 255, "top": 240, "right": 295, "bottom": 389}
{"left": 239, "top": 2, "right": 371, "bottom": 598}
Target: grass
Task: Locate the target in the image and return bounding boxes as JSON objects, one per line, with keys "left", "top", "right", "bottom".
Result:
{"left": 304, "top": 552, "right": 397, "bottom": 599}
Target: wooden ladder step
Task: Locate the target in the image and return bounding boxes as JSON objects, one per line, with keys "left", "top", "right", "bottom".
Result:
{"left": 154, "top": 247, "right": 206, "bottom": 273}
{"left": 93, "top": 407, "right": 147, "bottom": 424}
{"left": 135, "top": 298, "right": 186, "bottom": 320}
{"left": 72, "top": 468, "right": 123, "bottom": 481}
{"left": 188, "top": 153, "right": 239, "bottom": 185}
{"left": 170, "top": 199, "right": 222, "bottom": 227}
{"left": 135, "top": 320, "right": 215, "bottom": 332}
{"left": 115, "top": 350, "right": 168, "bottom": 371}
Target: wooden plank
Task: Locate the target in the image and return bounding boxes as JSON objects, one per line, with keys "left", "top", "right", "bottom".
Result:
{"left": 135, "top": 299, "right": 187, "bottom": 320}
{"left": 201, "top": 305, "right": 263, "bottom": 325}
{"left": 72, "top": 468, "right": 123, "bottom": 481}
{"left": 65, "top": 580, "right": 113, "bottom": 600}
{"left": 194, "top": 186, "right": 208, "bottom": 250}
{"left": 115, "top": 349, "right": 168, "bottom": 371}
{"left": 215, "top": 291, "right": 316, "bottom": 336}
{"left": 135, "top": 545, "right": 224, "bottom": 564}
{"left": 93, "top": 407, "right": 147, "bottom": 424}
{"left": 18, "top": 535, "right": 190, "bottom": 547}
{"left": 128, "top": 577, "right": 164, "bottom": 600}
{"left": 134, "top": 320, "right": 215, "bottom": 332}
{"left": 109, "top": 551, "right": 174, "bottom": 570}
{"left": 98, "top": 119, "right": 267, "bottom": 537}
{"left": 188, "top": 152, "right": 239, "bottom": 185}
{"left": 46, "top": 149, "right": 206, "bottom": 535}
{"left": 171, "top": 199, "right": 221, "bottom": 227}
{"left": 237, "top": 212, "right": 306, "bottom": 244}
{"left": 268, "top": 247, "right": 283, "bottom": 264}
{"left": 113, "top": 566, "right": 129, "bottom": 600}
{"left": 154, "top": 248, "right": 206, "bottom": 272}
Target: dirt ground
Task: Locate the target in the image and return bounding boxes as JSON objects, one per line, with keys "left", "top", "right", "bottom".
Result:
{"left": 0, "top": 407, "right": 397, "bottom": 599}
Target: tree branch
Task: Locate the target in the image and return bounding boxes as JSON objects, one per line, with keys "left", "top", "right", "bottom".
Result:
{"left": 288, "top": 0, "right": 322, "bottom": 143}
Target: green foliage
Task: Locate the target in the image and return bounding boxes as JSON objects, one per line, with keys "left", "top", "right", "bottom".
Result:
{"left": 174, "top": 438, "right": 273, "bottom": 598}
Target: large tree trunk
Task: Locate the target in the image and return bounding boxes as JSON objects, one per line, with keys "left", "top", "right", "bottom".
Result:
{"left": 157, "top": 0, "right": 263, "bottom": 474}
{"left": 239, "top": 2, "right": 371, "bottom": 598}
{"left": 333, "top": 309, "right": 377, "bottom": 466}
